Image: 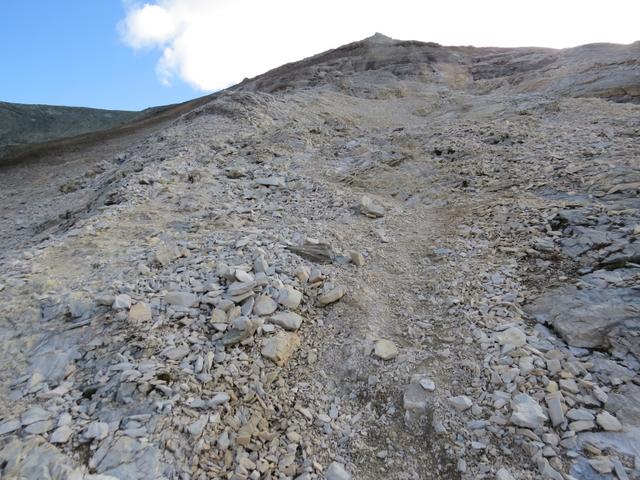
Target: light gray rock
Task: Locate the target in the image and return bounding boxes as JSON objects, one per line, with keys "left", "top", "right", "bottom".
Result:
{"left": 597, "top": 411, "right": 622, "bottom": 431}
{"left": 188, "top": 415, "right": 208, "bottom": 436}
{"left": 253, "top": 295, "right": 278, "bottom": 316}
{"left": 326, "top": 461, "right": 351, "bottom": 480}
{"left": 261, "top": 332, "right": 300, "bottom": 366}
{"left": 163, "top": 344, "right": 190, "bottom": 361}
{"left": 21, "top": 406, "right": 51, "bottom": 426}
{"left": 358, "top": 196, "right": 385, "bottom": 218}
{"left": 318, "top": 285, "right": 346, "bottom": 306}
{"left": 84, "top": 421, "right": 109, "bottom": 440}
{"left": 112, "top": 294, "right": 132, "bottom": 310}
{"left": 373, "top": 339, "right": 398, "bottom": 360}
{"left": 255, "top": 176, "right": 286, "bottom": 187}
{"left": 0, "top": 419, "right": 21, "bottom": 435}
{"left": 510, "top": 394, "right": 547, "bottom": 428}
{"left": 449, "top": 396, "right": 473, "bottom": 412}
{"left": 496, "top": 467, "right": 515, "bottom": 480}
{"left": 527, "top": 287, "right": 640, "bottom": 348}
{"left": 128, "top": 302, "right": 152, "bottom": 322}
{"left": 165, "top": 291, "right": 197, "bottom": 307}
{"left": 269, "top": 312, "right": 303, "bottom": 331}
{"left": 349, "top": 251, "right": 365, "bottom": 266}
{"left": 495, "top": 326, "right": 526, "bottom": 351}
{"left": 277, "top": 286, "right": 302, "bottom": 309}
{"left": 567, "top": 409, "right": 595, "bottom": 421}
{"left": 545, "top": 392, "right": 565, "bottom": 427}
{"left": 24, "top": 419, "right": 56, "bottom": 435}
{"left": 50, "top": 425, "right": 73, "bottom": 443}
{"left": 227, "top": 281, "right": 256, "bottom": 297}
{"left": 210, "top": 392, "right": 230, "bottom": 406}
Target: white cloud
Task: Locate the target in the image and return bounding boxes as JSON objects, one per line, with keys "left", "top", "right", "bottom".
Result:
{"left": 119, "top": 0, "right": 640, "bottom": 92}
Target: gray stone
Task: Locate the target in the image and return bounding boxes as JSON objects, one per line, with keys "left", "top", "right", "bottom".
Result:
{"left": 112, "top": 294, "right": 132, "bottom": 310}
{"left": 24, "top": 419, "right": 56, "bottom": 435}
{"left": 84, "top": 421, "right": 109, "bottom": 440}
{"left": 188, "top": 415, "right": 208, "bottom": 436}
{"left": 277, "top": 286, "right": 302, "bottom": 309}
{"left": 326, "top": 461, "right": 351, "bottom": 480}
{"left": 165, "top": 291, "right": 197, "bottom": 307}
{"left": 358, "top": 196, "right": 385, "bottom": 218}
{"left": 527, "top": 287, "right": 640, "bottom": 348}
{"left": 349, "top": 251, "right": 365, "bottom": 266}
{"left": 373, "top": 339, "right": 398, "bottom": 360}
{"left": 318, "top": 286, "right": 346, "bottom": 306}
{"left": 261, "top": 332, "right": 300, "bottom": 366}
{"left": 495, "top": 326, "right": 526, "bottom": 351}
{"left": 288, "top": 243, "right": 335, "bottom": 264}
{"left": 545, "top": 392, "right": 565, "bottom": 427}
{"left": 496, "top": 468, "right": 515, "bottom": 480}
{"left": 253, "top": 295, "right": 278, "bottom": 316}
{"left": 269, "top": 312, "right": 303, "bottom": 331}
{"left": 255, "top": 176, "right": 285, "bottom": 187}
{"left": 163, "top": 344, "right": 190, "bottom": 361}
{"left": 21, "top": 406, "right": 51, "bottom": 426}
{"left": 597, "top": 411, "right": 622, "bottom": 431}
{"left": 0, "top": 419, "right": 21, "bottom": 435}
{"left": 50, "top": 425, "right": 73, "bottom": 443}
{"left": 227, "top": 281, "right": 256, "bottom": 297}
{"left": 449, "top": 396, "right": 473, "bottom": 412}
{"left": 128, "top": 302, "right": 152, "bottom": 322}
{"left": 510, "top": 393, "right": 547, "bottom": 428}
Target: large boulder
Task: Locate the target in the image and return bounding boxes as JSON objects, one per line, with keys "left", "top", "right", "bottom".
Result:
{"left": 526, "top": 287, "right": 640, "bottom": 348}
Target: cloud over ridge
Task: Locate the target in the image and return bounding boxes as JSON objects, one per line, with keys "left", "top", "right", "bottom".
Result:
{"left": 119, "top": 0, "right": 640, "bottom": 92}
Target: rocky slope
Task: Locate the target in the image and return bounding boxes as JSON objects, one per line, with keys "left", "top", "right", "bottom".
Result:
{"left": 0, "top": 34, "right": 639, "bottom": 480}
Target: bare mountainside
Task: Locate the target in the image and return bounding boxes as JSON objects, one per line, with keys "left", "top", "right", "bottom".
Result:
{"left": 0, "top": 35, "right": 639, "bottom": 480}
{"left": 0, "top": 102, "right": 146, "bottom": 160}
{"left": 0, "top": 96, "right": 215, "bottom": 166}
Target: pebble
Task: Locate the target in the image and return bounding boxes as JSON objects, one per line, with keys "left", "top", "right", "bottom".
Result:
{"left": 545, "top": 392, "right": 565, "bottom": 427}
{"left": 188, "top": 415, "right": 208, "bottom": 436}
{"left": 496, "top": 467, "right": 516, "bottom": 479}
{"left": 317, "top": 285, "right": 346, "bottom": 305}
{"left": 112, "top": 294, "right": 132, "bottom": 310}
{"left": 0, "top": 419, "right": 21, "bottom": 435}
{"left": 349, "top": 251, "right": 365, "bottom": 266}
{"left": 83, "top": 421, "right": 109, "bottom": 440}
{"left": 449, "top": 396, "right": 473, "bottom": 412}
{"left": 269, "top": 312, "right": 303, "bottom": 331}
{"left": 495, "top": 326, "right": 526, "bottom": 351}
{"left": 261, "top": 332, "right": 301, "bottom": 366}
{"left": 510, "top": 394, "right": 547, "bottom": 428}
{"left": 128, "top": 302, "right": 152, "bottom": 322}
{"left": 596, "top": 411, "right": 622, "bottom": 431}
{"left": 326, "top": 462, "right": 352, "bottom": 480}
{"left": 165, "top": 291, "right": 197, "bottom": 307}
{"left": 278, "top": 286, "right": 303, "bottom": 309}
{"left": 50, "top": 425, "right": 73, "bottom": 443}
{"left": 419, "top": 377, "right": 436, "bottom": 391}
{"left": 373, "top": 339, "right": 399, "bottom": 360}
{"left": 163, "top": 344, "right": 190, "bottom": 361}
{"left": 358, "top": 196, "right": 385, "bottom": 218}
{"left": 253, "top": 295, "right": 278, "bottom": 316}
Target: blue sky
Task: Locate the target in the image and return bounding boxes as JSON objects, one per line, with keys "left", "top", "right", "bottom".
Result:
{"left": 0, "top": 1, "right": 200, "bottom": 110}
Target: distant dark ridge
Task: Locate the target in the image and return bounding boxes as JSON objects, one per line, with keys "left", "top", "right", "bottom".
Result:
{"left": 0, "top": 95, "right": 213, "bottom": 168}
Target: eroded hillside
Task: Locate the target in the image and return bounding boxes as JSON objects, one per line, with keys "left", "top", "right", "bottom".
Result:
{"left": 0, "top": 35, "right": 639, "bottom": 480}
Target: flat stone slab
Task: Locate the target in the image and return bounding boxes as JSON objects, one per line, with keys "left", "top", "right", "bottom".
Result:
{"left": 526, "top": 286, "right": 640, "bottom": 348}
